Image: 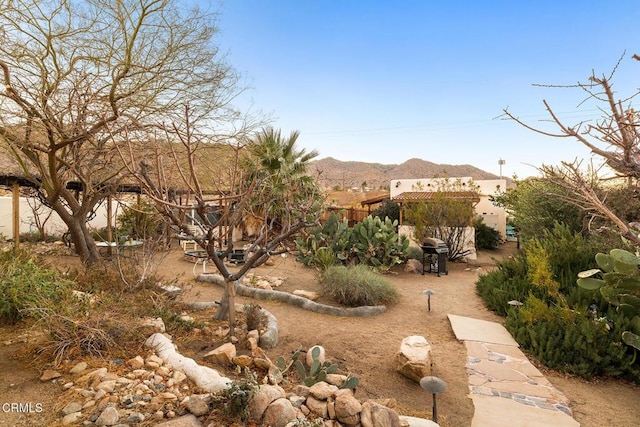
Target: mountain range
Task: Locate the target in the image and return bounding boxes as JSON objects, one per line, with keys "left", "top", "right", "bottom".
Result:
{"left": 309, "top": 157, "right": 506, "bottom": 190}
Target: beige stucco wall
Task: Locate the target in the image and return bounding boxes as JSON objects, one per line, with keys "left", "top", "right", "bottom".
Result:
{"left": 0, "top": 195, "right": 122, "bottom": 240}
{"left": 399, "top": 224, "right": 477, "bottom": 260}
{"left": 391, "top": 177, "right": 507, "bottom": 241}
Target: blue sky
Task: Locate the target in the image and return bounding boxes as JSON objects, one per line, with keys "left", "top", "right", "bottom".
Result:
{"left": 209, "top": 1, "right": 640, "bottom": 178}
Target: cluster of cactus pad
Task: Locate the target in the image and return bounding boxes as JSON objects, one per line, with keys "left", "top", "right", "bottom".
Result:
{"left": 296, "top": 213, "right": 409, "bottom": 272}
{"left": 271, "top": 347, "right": 359, "bottom": 390}
{"left": 577, "top": 248, "right": 640, "bottom": 350}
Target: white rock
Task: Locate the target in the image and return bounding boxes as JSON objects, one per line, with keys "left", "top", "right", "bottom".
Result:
{"left": 248, "top": 384, "right": 285, "bottom": 422}
{"left": 203, "top": 342, "right": 236, "bottom": 365}
{"left": 399, "top": 415, "right": 440, "bottom": 427}
{"left": 142, "top": 317, "right": 166, "bottom": 333}
{"left": 61, "top": 412, "right": 82, "bottom": 425}
{"left": 306, "top": 345, "right": 326, "bottom": 367}
{"left": 69, "top": 361, "right": 88, "bottom": 374}
{"left": 126, "top": 356, "right": 145, "bottom": 369}
{"left": 292, "top": 290, "right": 320, "bottom": 301}
{"left": 145, "top": 333, "right": 232, "bottom": 393}
{"left": 95, "top": 406, "right": 120, "bottom": 426}
{"left": 62, "top": 402, "right": 82, "bottom": 415}
{"left": 96, "top": 380, "right": 117, "bottom": 393}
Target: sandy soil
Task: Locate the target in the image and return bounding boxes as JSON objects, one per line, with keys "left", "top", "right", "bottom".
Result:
{"left": 160, "top": 241, "right": 640, "bottom": 427}
{"left": 1, "top": 241, "right": 639, "bottom": 426}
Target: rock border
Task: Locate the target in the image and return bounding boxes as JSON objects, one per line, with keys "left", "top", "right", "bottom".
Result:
{"left": 196, "top": 273, "right": 387, "bottom": 317}
{"left": 181, "top": 301, "right": 279, "bottom": 349}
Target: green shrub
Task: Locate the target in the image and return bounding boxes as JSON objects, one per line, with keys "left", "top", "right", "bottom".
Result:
{"left": 320, "top": 265, "right": 398, "bottom": 306}
{"left": 216, "top": 369, "right": 258, "bottom": 422}
{"left": 0, "top": 251, "right": 73, "bottom": 324}
{"left": 117, "top": 200, "right": 164, "bottom": 239}
{"left": 476, "top": 224, "right": 640, "bottom": 381}
{"left": 474, "top": 217, "right": 500, "bottom": 250}
{"left": 506, "top": 298, "right": 638, "bottom": 380}
{"left": 371, "top": 199, "right": 400, "bottom": 223}
{"left": 404, "top": 245, "right": 424, "bottom": 261}
{"left": 490, "top": 178, "right": 585, "bottom": 243}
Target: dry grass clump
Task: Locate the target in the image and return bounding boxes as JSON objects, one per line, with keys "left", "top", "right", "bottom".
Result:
{"left": 3, "top": 248, "right": 188, "bottom": 367}
{"left": 320, "top": 264, "right": 399, "bottom": 306}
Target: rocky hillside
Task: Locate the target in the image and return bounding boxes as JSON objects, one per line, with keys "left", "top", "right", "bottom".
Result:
{"left": 309, "top": 157, "right": 505, "bottom": 189}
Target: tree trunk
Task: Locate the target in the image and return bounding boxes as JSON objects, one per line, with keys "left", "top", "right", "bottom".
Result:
{"left": 54, "top": 206, "right": 100, "bottom": 265}
{"left": 214, "top": 279, "right": 237, "bottom": 338}
{"left": 68, "top": 220, "right": 100, "bottom": 265}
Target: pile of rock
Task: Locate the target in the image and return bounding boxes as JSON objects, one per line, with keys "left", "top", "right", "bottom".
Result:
{"left": 241, "top": 272, "right": 286, "bottom": 290}
{"left": 49, "top": 355, "right": 216, "bottom": 426}
{"left": 249, "top": 381, "right": 399, "bottom": 427}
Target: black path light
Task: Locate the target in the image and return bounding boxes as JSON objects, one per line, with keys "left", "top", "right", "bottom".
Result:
{"left": 420, "top": 376, "right": 447, "bottom": 423}
{"left": 423, "top": 290, "right": 435, "bottom": 312}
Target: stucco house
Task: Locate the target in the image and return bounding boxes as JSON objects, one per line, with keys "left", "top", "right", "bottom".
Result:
{"left": 389, "top": 177, "right": 508, "bottom": 260}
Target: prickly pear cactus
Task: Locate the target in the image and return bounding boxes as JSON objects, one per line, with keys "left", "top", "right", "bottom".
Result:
{"left": 577, "top": 249, "right": 640, "bottom": 350}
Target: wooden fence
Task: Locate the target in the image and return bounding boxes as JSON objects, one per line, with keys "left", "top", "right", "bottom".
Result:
{"left": 321, "top": 207, "right": 370, "bottom": 226}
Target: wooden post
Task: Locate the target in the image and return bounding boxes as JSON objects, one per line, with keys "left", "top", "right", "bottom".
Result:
{"left": 12, "top": 181, "right": 19, "bottom": 249}
{"left": 106, "top": 194, "right": 113, "bottom": 256}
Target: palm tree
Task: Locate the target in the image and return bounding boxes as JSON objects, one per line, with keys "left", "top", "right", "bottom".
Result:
{"left": 241, "top": 128, "right": 322, "bottom": 240}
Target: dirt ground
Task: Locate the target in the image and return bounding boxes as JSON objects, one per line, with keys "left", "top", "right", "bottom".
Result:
{"left": 164, "top": 241, "right": 640, "bottom": 427}
{"left": 1, "top": 242, "right": 640, "bottom": 426}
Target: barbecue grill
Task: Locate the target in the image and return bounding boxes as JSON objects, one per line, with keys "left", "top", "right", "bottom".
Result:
{"left": 421, "top": 237, "right": 449, "bottom": 276}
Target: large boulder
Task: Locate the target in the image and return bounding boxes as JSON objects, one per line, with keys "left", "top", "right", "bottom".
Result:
{"left": 360, "top": 400, "right": 401, "bottom": 427}
{"left": 203, "top": 342, "right": 236, "bottom": 365}
{"left": 334, "top": 389, "right": 362, "bottom": 426}
{"left": 404, "top": 259, "right": 424, "bottom": 274}
{"left": 395, "top": 336, "right": 432, "bottom": 383}
{"left": 248, "top": 384, "right": 286, "bottom": 423}
{"left": 262, "top": 397, "right": 297, "bottom": 427}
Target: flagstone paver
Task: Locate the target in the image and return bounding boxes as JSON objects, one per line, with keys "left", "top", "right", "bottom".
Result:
{"left": 448, "top": 314, "right": 519, "bottom": 346}
{"left": 448, "top": 314, "right": 580, "bottom": 427}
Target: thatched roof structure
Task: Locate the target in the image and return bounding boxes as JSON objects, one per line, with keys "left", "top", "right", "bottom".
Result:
{"left": 0, "top": 139, "right": 241, "bottom": 194}
{"left": 0, "top": 147, "right": 40, "bottom": 188}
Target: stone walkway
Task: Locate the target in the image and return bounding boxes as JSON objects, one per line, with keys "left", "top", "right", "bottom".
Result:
{"left": 448, "top": 314, "right": 580, "bottom": 427}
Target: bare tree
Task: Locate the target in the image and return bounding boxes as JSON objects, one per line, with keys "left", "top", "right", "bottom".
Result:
{"left": 502, "top": 54, "right": 640, "bottom": 246}
{"left": 0, "top": 0, "right": 246, "bottom": 264}
{"left": 121, "top": 110, "right": 322, "bottom": 334}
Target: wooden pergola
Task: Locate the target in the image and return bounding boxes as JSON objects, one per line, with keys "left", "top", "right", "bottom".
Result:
{"left": 392, "top": 191, "right": 481, "bottom": 224}
{"left": 360, "top": 193, "right": 390, "bottom": 213}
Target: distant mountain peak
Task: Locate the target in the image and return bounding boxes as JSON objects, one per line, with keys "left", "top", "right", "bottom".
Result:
{"left": 310, "top": 157, "right": 504, "bottom": 190}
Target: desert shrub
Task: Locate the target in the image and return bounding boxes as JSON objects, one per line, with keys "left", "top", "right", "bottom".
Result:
{"left": 477, "top": 223, "right": 600, "bottom": 315}
{"left": 474, "top": 216, "right": 500, "bottom": 250}
{"left": 214, "top": 369, "right": 259, "bottom": 422}
{"left": 244, "top": 303, "right": 264, "bottom": 332}
{"left": 0, "top": 250, "right": 73, "bottom": 324}
{"left": 476, "top": 223, "right": 640, "bottom": 380}
{"left": 313, "top": 246, "right": 338, "bottom": 270}
{"left": 476, "top": 254, "right": 534, "bottom": 316}
{"left": 491, "top": 178, "right": 585, "bottom": 243}
{"left": 404, "top": 245, "right": 424, "bottom": 261}
{"left": 19, "top": 231, "right": 55, "bottom": 243}
{"left": 117, "top": 200, "right": 164, "bottom": 239}
{"left": 320, "top": 265, "right": 398, "bottom": 306}
{"left": 296, "top": 213, "right": 408, "bottom": 271}
{"left": 371, "top": 199, "right": 400, "bottom": 223}
{"left": 506, "top": 297, "right": 638, "bottom": 380}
